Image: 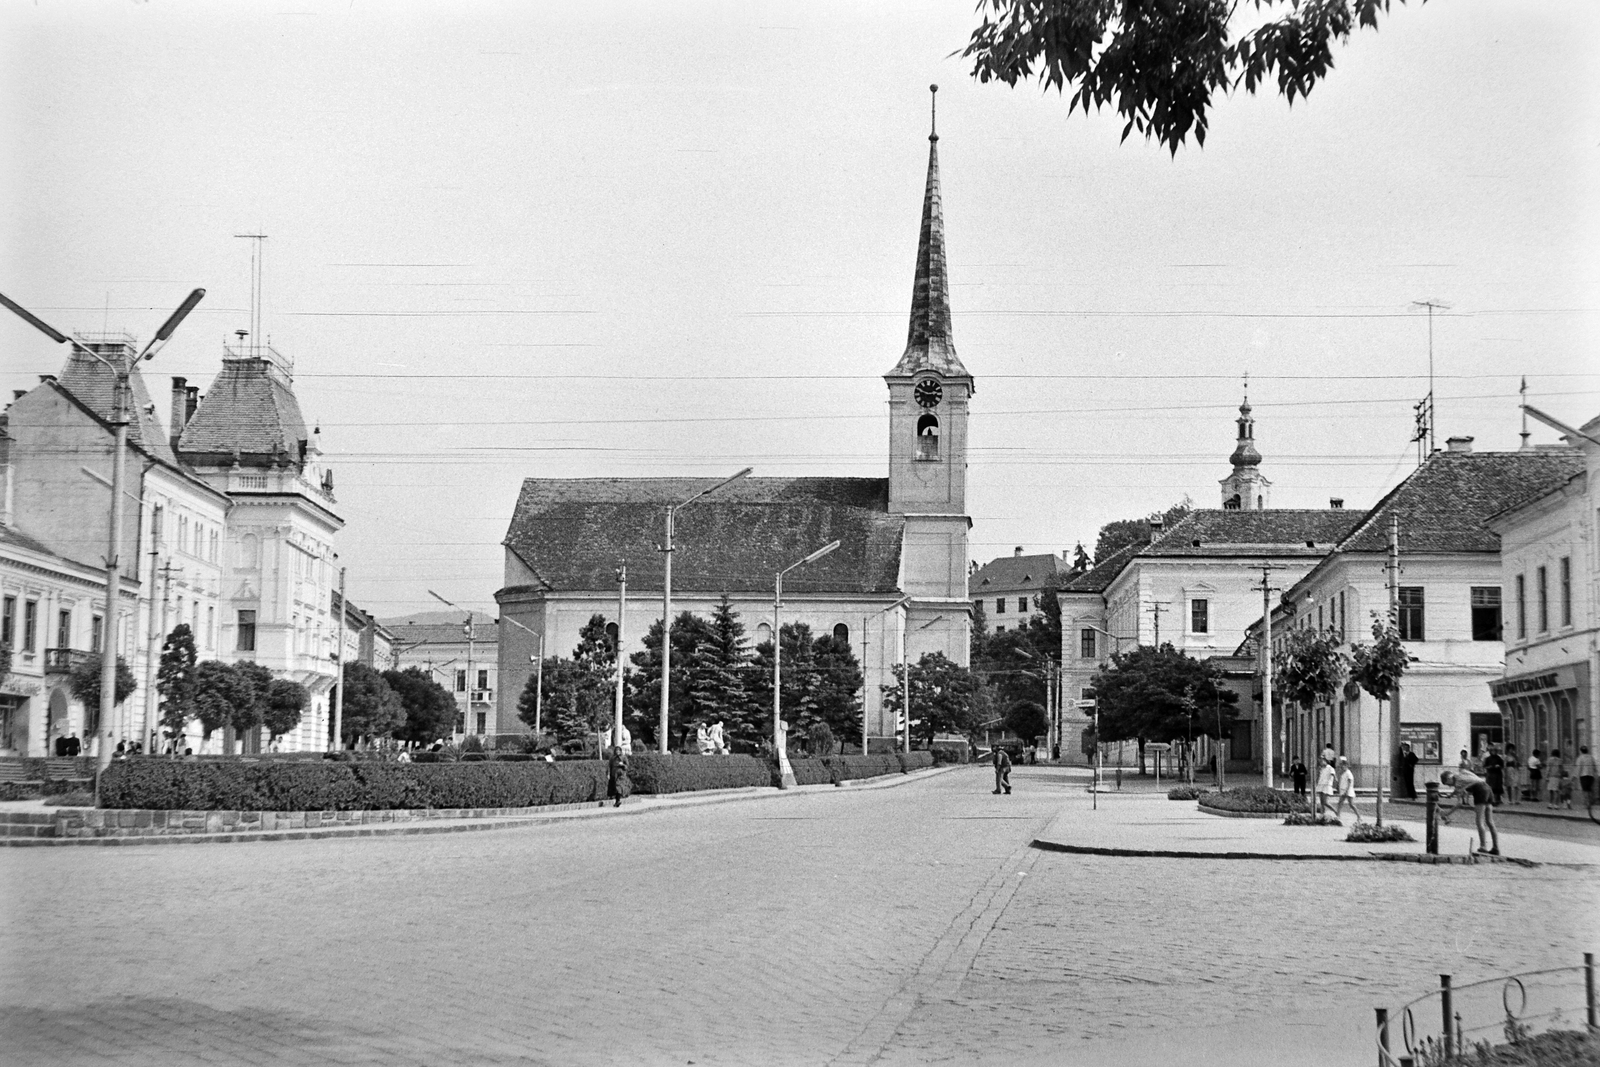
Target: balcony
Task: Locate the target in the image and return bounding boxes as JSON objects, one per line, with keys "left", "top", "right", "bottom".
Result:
{"left": 470, "top": 689, "right": 494, "bottom": 705}
{"left": 44, "top": 648, "right": 94, "bottom": 674}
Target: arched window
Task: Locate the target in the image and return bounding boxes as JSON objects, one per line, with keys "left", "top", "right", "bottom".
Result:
{"left": 832, "top": 622, "right": 849, "bottom": 644}
{"left": 915, "top": 414, "right": 940, "bottom": 460}
{"left": 755, "top": 622, "right": 772, "bottom": 644}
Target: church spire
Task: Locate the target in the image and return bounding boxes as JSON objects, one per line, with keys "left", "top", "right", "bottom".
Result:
{"left": 889, "top": 84, "right": 968, "bottom": 379}
{"left": 1220, "top": 373, "right": 1270, "bottom": 510}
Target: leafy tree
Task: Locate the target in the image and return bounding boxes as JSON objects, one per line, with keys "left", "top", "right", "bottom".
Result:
{"left": 751, "top": 623, "right": 864, "bottom": 749}
{"left": 1005, "top": 700, "right": 1050, "bottom": 748}
{"left": 961, "top": 0, "right": 1411, "bottom": 153}
{"left": 1274, "top": 626, "right": 1348, "bottom": 712}
{"left": 386, "top": 667, "right": 458, "bottom": 746}
{"left": 881, "top": 651, "right": 981, "bottom": 749}
{"left": 335, "top": 661, "right": 404, "bottom": 746}
{"left": 66, "top": 654, "right": 137, "bottom": 733}
{"left": 231, "top": 661, "right": 276, "bottom": 740}
{"left": 1093, "top": 497, "right": 1192, "bottom": 563}
{"left": 156, "top": 624, "right": 198, "bottom": 744}
{"left": 192, "top": 660, "right": 252, "bottom": 741}
{"left": 263, "top": 679, "right": 310, "bottom": 742}
{"left": 1091, "top": 643, "right": 1237, "bottom": 770}
{"left": 806, "top": 721, "right": 836, "bottom": 757}
{"left": 541, "top": 657, "right": 613, "bottom": 748}
{"left": 1349, "top": 613, "right": 1409, "bottom": 703}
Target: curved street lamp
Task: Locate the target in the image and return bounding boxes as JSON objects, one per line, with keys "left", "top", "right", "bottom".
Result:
{"left": 772, "top": 540, "right": 839, "bottom": 788}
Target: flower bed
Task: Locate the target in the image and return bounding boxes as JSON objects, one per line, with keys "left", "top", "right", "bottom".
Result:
{"left": 1345, "top": 822, "right": 1413, "bottom": 843}
{"left": 1196, "top": 785, "right": 1310, "bottom": 815}
{"left": 1282, "top": 812, "right": 1343, "bottom": 826}
{"left": 1167, "top": 785, "right": 1204, "bottom": 800}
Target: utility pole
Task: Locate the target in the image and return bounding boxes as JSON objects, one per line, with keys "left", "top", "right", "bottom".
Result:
{"left": 144, "top": 558, "right": 177, "bottom": 752}
{"left": 333, "top": 567, "right": 347, "bottom": 750}
{"left": 1380, "top": 515, "right": 1401, "bottom": 825}
{"left": 1146, "top": 600, "right": 1171, "bottom": 647}
{"left": 1254, "top": 563, "right": 1284, "bottom": 789}
{"left": 614, "top": 562, "right": 627, "bottom": 754}
{"left": 140, "top": 516, "right": 165, "bottom": 754}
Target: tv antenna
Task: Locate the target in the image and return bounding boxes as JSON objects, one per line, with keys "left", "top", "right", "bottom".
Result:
{"left": 234, "top": 233, "right": 268, "bottom": 356}
{"left": 1410, "top": 299, "right": 1450, "bottom": 455}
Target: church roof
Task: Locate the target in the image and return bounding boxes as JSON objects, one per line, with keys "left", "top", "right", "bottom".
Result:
{"left": 502, "top": 477, "right": 905, "bottom": 596}
{"left": 1147, "top": 509, "right": 1360, "bottom": 557}
{"left": 887, "top": 91, "right": 968, "bottom": 381}
{"left": 178, "top": 356, "right": 309, "bottom": 464}
{"left": 1332, "top": 448, "right": 1583, "bottom": 555}
{"left": 57, "top": 349, "right": 177, "bottom": 465}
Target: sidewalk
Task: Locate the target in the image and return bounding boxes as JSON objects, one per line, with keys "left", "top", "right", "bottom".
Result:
{"left": 0, "top": 764, "right": 956, "bottom": 847}
{"left": 1031, "top": 790, "right": 1600, "bottom": 866}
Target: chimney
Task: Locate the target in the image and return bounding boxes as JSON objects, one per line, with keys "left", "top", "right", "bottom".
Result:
{"left": 11, "top": 390, "right": 25, "bottom": 401}
{"left": 1013, "top": 546, "right": 1023, "bottom": 558}
{"left": 185, "top": 386, "right": 199, "bottom": 422}
{"left": 1445, "top": 436, "right": 1474, "bottom": 453}
{"left": 1329, "top": 498, "right": 1344, "bottom": 509}
{"left": 170, "top": 377, "right": 188, "bottom": 440}
{"left": 1148, "top": 515, "right": 1165, "bottom": 543}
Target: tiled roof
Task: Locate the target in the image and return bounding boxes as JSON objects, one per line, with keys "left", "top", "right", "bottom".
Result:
{"left": 1145, "top": 509, "right": 1361, "bottom": 557}
{"left": 56, "top": 352, "right": 176, "bottom": 465}
{"left": 178, "top": 357, "right": 308, "bottom": 463}
{"left": 1, "top": 523, "right": 61, "bottom": 558}
{"left": 502, "top": 477, "right": 904, "bottom": 596}
{"left": 971, "top": 553, "right": 1071, "bottom": 592}
{"left": 887, "top": 132, "right": 969, "bottom": 380}
{"left": 393, "top": 620, "right": 499, "bottom": 646}
{"left": 1060, "top": 542, "right": 1140, "bottom": 594}
{"left": 1334, "top": 448, "right": 1584, "bottom": 554}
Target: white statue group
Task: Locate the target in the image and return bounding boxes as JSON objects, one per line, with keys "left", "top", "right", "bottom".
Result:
{"left": 696, "top": 721, "right": 729, "bottom": 755}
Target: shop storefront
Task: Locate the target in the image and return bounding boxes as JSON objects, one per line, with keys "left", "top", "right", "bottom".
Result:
{"left": 1490, "top": 663, "right": 1591, "bottom": 764}
{"left": 0, "top": 677, "right": 42, "bottom": 756}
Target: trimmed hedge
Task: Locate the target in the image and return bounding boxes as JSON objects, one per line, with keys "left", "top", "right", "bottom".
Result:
{"left": 625, "top": 753, "right": 771, "bottom": 795}
{"left": 98, "top": 758, "right": 608, "bottom": 811}
{"left": 1199, "top": 785, "right": 1310, "bottom": 814}
{"left": 899, "top": 751, "right": 935, "bottom": 772}
{"left": 1167, "top": 785, "right": 1204, "bottom": 800}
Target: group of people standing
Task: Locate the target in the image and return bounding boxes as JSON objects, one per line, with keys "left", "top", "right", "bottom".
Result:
{"left": 1289, "top": 744, "right": 1363, "bottom": 823}
{"left": 1438, "top": 742, "right": 1595, "bottom": 809}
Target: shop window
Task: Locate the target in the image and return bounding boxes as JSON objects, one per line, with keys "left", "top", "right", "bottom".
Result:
{"left": 915, "top": 414, "right": 940, "bottom": 461}
{"left": 1397, "top": 587, "right": 1424, "bottom": 641}
{"left": 237, "top": 609, "right": 257, "bottom": 652}
{"left": 1079, "top": 628, "right": 1097, "bottom": 659}
{"left": 1470, "top": 586, "right": 1502, "bottom": 641}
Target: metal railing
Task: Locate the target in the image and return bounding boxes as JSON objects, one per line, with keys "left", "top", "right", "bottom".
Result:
{"left": 1376, "top": 954, "right": 1596, "bottom": 1066}
{"left": 43, "top": 648, "right": 93, "bottom": 673}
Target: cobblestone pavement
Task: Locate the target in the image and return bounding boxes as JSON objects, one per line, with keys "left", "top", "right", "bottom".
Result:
{"left": 2, "top": 765, "right": 1595, "bottom": 1067}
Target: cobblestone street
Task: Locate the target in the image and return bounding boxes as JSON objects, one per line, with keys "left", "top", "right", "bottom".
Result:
{"left": 2, "top": 766, "right": 1596, "bottom": 1067}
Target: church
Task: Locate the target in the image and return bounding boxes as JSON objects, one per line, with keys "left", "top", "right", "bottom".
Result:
{"left": 495, "top": 98, "right": 974, "bottom": 749}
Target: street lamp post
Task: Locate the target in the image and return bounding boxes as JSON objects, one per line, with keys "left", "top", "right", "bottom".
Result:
{"left": 773, "top": 541, "right": 840, "bottom": 788}
{"left": 658, "top": 468, "right": 751, "bottom": 753}
{"left": 1, "top": 288, "right": 204, "bottom": 775}
{"left": 1081, "top": 624, "right": 1133, "bottom": 807}
{"left": 862, "top": 596, "right": 910, "bottom": 755}
{"left": 498, "top": 613, "right": 544, "bottom": 736}
{"left": 902, "top": 615, "right": 946, "bottom": 753}
{"left": 429, "top": 590, "right": 475, "bottom": 739}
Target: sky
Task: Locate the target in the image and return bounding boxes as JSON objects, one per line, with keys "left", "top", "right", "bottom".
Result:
{"left": 3, "top": 0, "right": 1597, "bottom": 620}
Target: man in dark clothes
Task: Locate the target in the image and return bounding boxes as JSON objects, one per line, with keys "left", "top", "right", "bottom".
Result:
{"left": 1289, "top": 757, "right": 1308, "bottom": 797}
{"left": 992, "top": 747, "right": 1012, "bottom": 795}
{"left": 1482, "top": 744, "right": 1505, "bottom": 805}
{"left": 54, "top": 735, "right": 68, "bottom": 757}
{"left": 66, "top": 733, "right": 81, "bottom": 757}
{"left": 606, "top": 745, "right": 630, "bottom": 808}
{"left": 1398, "top": 742, "right": 1419, "bottom": 799}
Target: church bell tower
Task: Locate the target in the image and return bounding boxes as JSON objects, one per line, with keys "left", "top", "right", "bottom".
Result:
{"left": 885, "top": 86, "right": 973, "bottom": 665}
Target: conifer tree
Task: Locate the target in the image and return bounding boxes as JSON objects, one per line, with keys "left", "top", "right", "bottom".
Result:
{"left": 156, "top": 623, "right": 198, "bottom": 747}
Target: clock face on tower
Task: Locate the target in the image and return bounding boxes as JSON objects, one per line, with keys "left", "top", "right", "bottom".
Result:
{"left": 914, "top": 378, "right": 943, "bottom": 409}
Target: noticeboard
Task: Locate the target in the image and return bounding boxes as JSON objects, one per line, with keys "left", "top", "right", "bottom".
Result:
{"left": 1399, "top": 723, "right": 1442, "bottom": 765}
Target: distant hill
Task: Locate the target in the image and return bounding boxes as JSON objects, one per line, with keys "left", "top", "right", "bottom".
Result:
{"left": 380, "top": 610, "right": 474, "bottom": 627}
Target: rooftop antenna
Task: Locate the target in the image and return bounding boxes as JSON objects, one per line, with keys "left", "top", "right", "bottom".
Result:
{"left": 1410, "top": 298, "right": 1450, "bottom": 453}
{"left": 1519, "top": 376, "right": 1530, "bottom": 450}
{"left": 234, "top": 233, "right": 268, "bottom": 357}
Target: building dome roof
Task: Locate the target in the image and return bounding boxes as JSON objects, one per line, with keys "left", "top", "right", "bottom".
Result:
{"left": 1230, "top": 440, "right": 1262, "bottom": 467}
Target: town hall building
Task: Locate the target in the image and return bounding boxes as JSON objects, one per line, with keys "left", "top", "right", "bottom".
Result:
{"left": 496, "top": 101, "right": 974, "bottom": 749}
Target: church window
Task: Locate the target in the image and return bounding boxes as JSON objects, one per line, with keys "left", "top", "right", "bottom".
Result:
{"left": 1224, "top": 494, "right": 1241, "bottom": 510}
{"left": 832, "top": 623, "right": 849, "bottom": 644}
{"left": 915, "top": 414, "right": 940, "bottom": 461}
{"left": 605, "top": 622, "right": 619, "bottom": 647}
{"left": 755, "top": 622, "right": 772, "bottom": 643}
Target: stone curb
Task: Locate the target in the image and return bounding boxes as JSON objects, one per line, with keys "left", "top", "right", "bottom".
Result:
{"left": 1, "top": 764, "right": 959, "bottom": 848}
{"left": 1028, "top": 839, "right": 1538, "bottom": 866}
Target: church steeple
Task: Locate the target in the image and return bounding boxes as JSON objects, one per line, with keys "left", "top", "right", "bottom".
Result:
{"left": 888, "top": 85, "right": 968, "bottom": 380}
{"left": 1220, "top": 375, "right": 1271, "bottom": 510}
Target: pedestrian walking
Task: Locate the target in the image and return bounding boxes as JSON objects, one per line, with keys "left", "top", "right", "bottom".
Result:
{"left": 1289, "top": 757, "right": 1308, "bottom": 797}
{"left": 606, "top": 745, "right": 630, "bottom": 808}
{"left": 1320, "top": 741, "right": 1336, "bottom": 768}
{"left": 992, "top": 747, "right": 1012, "bottom": 795}
{"left": 1527, "top": 749, "right": 1543, "bottom": 805}
{"left": 1314, "top": 757, "right": 1336, "bottom": 819}
{"left": 1544, "top": 749, "right": 1564, "bottom": 808}
{"left": 1576, "top": 746, "right": 1597, "bottom": 807}
{"left": 1439, "top": 769, "right": 1499, "bottom": 855}
{"left": 1482, "top": 744, "right": 1505, "bottom": 806}
{"left": 1329, "top": 756, "right": 1363, "bottom": 823}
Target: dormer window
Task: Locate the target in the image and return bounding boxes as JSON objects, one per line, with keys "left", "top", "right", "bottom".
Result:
{"left": 915, "top": 414, "right": 940, "bottom": 461}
